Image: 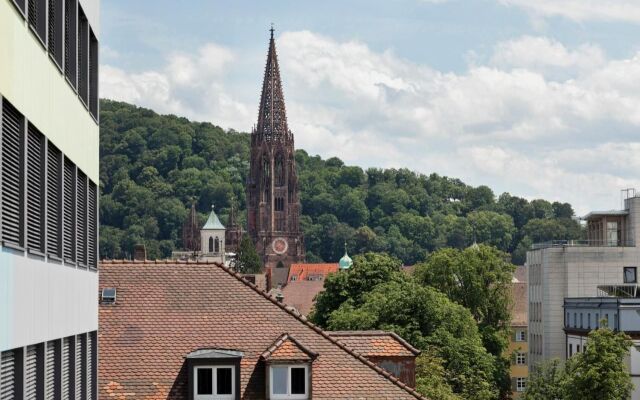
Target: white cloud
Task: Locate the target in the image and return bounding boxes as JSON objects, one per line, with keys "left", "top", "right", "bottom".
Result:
{"left": 102, "top": 32, "right": 640, "bottom": 214}
{"left": 100, "top": 43, "right": 249, "bottom": 130}
{"left": 490, "top": 36, "right": 606, "bottom": 76}
{"left": 499, "top": 0, "right": 640, "bottom": 23}
{"left": 275, "top": 31, "right": 640, "bottom": 213}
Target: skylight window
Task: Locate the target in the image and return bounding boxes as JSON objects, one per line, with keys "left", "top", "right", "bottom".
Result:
{"left": 101, "top": 288, "right": 116, "bottom": 304}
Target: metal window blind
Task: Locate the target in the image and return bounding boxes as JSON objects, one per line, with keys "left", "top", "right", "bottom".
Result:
{"left": 0, "top": 350, "right": 15, "bottom": 399}
{"left": 25, "top": 345, "right": 38, "bottom": 400}
{"left": 46, "top": 143, "right": 62, "bottom": 257}
{"left": 45, "top": 341, "right": 57, "bottom": 400}
{"left": 48, "top": 0, "right": 63, "bottom": 68}
{"left": 26, "top": 124, "right": 45, "bottom": 253}
{"left": 75, "top": 335, "right": 85, "bottom": 400}
{"left": 28, "top": 0, "right": 46, "bottom": 44}
{"left": 88, "top": 182, "right": 97, "bottom": 269}
{"left": 77, "top": 8, "right": 88, "bottom": 104}
{"left": 76, "top": 171, "right": 87, "bottom": 266}
{"left": 89, "top": 31, "right": 99, "bottom": 119}
{"left": 63, "top": 158, "right": 76, "bottom": 262}
{"left": 1, "top": 99, "right": 25, "bottom": 247}
{"left": 62, "top": 338, "right": 71, "bottom": 400}
{"left": 86, "top": 333, "right": 93, "bottom": 400}
{"left": 64, "top": 0, "right": 77, "bottom": 87}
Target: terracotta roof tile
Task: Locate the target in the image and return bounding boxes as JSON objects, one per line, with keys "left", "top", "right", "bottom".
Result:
{"left": 281, "top": 279, "right": 325, "bottom": 315}
{"left": 330, "top": 331, "right": 421, "bottom": 357}
{"left": 287, "top": 263, "right": 338, "bottom": 283}
{"left": 261, "top": 334, "right": 318, "bottom": 361}
{"left": 99, "top": 260, "right": 426, "bottom": 400}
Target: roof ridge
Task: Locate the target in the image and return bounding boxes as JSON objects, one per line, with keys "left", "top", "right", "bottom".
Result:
{"left": 210, "top": 261, "right": 428, "bottom": 400}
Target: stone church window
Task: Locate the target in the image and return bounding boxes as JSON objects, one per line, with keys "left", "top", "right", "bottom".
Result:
{"left": 275, "top": 153, "right": 285, "bottom": 186}
{"left": 215, "top": 237, "right": 220, "bottom": 253}
{"left": 209, "top": 237, "right": 214, "bottom": 253}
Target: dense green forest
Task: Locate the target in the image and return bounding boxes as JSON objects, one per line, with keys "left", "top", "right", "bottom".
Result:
{"left": 99, "top": 99, "right": 583, "bottom": 263}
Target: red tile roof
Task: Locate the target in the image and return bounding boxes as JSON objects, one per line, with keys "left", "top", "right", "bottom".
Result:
{"left": 261, "top": 334, "right": 317, "bottom": 362}
{"left": 281, "top": 279, "right": 325, "bottom": 316}
{"left": 99, "top": 260, "right": 426, "bottom": 399}
{"left": 330, "top": 331, "right": 421, "bottom": 358}
{"left": 287, "top": 263, "right": 338, "bottom": 283}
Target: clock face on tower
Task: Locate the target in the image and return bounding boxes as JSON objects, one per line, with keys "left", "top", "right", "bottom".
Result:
{"left": 272, "top": 238, "right": 288, "bottom": 255}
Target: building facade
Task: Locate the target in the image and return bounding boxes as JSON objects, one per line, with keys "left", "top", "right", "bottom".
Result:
{"left": 509, "top": 267, "right": 528, "bottom": 397}
{"left": 246, "top": 28, "right": 304, "bottom": 270}
{"left": 0, "top": 0, "right": 100, "bottom": 397}
{"left": 564, "top": 297, "right": 640, "bottom": 400}
{"left": 527, "top": 193, "right": 640, "bottom": 369}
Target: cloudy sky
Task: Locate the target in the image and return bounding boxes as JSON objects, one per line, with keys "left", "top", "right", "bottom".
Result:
{"left": 100, "top": 0, "right": 640, "bottom": 215}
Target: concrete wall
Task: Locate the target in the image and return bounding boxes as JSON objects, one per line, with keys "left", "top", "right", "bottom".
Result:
{"left": 0, "top": 248, "right": 98, "bottom": 351}
{"left": 0, "top": 0, "right": 99, "bottom": 182}
{"left": 528, "top": 245, "right": 640, "bottom": 368}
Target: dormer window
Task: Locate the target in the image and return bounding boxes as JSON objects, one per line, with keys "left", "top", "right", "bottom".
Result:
{"left": 194, "top": 366, "right": 234, "bottom": 400}
{"left": 269, "top": 364, "right": 309, "bottom": 399}
{"left": 261, "top": 334, "right": 316, "bottom": 400}
{"left": 187, "top": 349, "right": 242, "bottom": 400}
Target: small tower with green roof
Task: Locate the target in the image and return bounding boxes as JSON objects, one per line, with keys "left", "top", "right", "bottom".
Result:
{"left": 339, "top": 242, "right": 353, "bottom": 270}
{"left": 200, "top": 205, "right": 226, "bottom": 263}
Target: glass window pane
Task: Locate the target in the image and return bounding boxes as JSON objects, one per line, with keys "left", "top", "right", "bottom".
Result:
{"left": 217, "top": 367, "right": 233, "bottom": 395}
{"left": 291, "top": 367, "right": 306, "bottom": 395}
{"left": 197, "top": 368, "right": 213, "bottom": 395}
{"left": 272, "top": 366, "right": 288, "bottom": 395}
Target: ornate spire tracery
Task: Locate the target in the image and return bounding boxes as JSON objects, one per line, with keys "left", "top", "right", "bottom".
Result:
{"left": 255, "top": 26, "right": 290, "bottom": 143}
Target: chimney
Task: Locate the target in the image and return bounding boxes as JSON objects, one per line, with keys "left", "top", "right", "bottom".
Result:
{"left": 133, "top": 244, "right": 147, "bottom": 261}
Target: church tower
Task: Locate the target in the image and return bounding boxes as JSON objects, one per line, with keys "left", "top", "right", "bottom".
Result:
{"left": 247, "top": 27, "right": 305, "bottom": 269}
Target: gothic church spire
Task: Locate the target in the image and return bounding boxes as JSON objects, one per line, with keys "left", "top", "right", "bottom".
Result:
{"left": 255, "top": 26, "right": 290, "bottom": 143}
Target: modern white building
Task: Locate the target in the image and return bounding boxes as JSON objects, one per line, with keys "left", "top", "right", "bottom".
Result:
{"left": 527, "top": 191, "right": 640, "bottom": 369}
{"left": 0, "top": 0, "right": 100, "bottom": 397}
{"left": 564, "top": 297, "right": 640, "bottom": 400}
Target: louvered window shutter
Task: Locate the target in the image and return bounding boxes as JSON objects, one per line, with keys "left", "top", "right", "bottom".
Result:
{"left": 45, "top": 341, "right": 58, "bottom": 400}
{"left": 75, "top": 335, "right": 85, "bottom": 400}
{"left": 26, "top": 123, "right": 45, "bottom": 253}
{"left": 1, "top": 99, "right": 25, "bottom": 247}
{"left": 89, "top": 31, "right": 99, "bottom": 120}
{"left": 0, "top": 350, "right": 16, "bottom": 399}
{"left": 88, "top": 182, "right": 97, "bottom": 269}
{"left": 64, "top": 0, "right": 77, "bottom": 88}
{"left": 87, "top": 333, "right": 95, "bottom": 400}
{"left": 63, "top": 158, "right": 76, "bottom": 262}
{"left": 48, "top": 0, "right": 64, "bottom": 69}
{"left": 46, "top": 143, "right": 62, "bottom": 258}
{"left": 77, "top": 7, "right": 89, "bottom": 105}
{"left": 25, "top": 345, "right": 38, "bottom": 400}
{"left": 76, "top": 171, "right": 87, "bottom": 266}
{"left": 62, "top": 338, "right": 72, "bottom": 399}
{"left": 28, "top": 0, "right": 47, "bottom": 44}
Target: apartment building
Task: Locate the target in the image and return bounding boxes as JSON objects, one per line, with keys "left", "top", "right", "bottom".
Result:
{"left": 0, "top": 0, "right": 99, "bottom": 397}
{"left": 527, "top": 191, "right": 640, "bottom": 369}
{"left": 509, "top": 266, "right": 528, "bottom": 397}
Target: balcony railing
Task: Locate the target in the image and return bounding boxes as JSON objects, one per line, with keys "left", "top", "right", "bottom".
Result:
{"left": 531, "top": 239, "right": 635, "bottom": 250}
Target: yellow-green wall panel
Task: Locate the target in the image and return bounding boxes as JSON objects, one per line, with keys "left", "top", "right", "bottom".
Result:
{"left": 0, "top": 0, "right": 99, "bottom": 183}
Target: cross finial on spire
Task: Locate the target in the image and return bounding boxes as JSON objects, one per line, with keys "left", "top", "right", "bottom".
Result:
{"left": 270, "top": 23, "right": 274, "bottom": 39}
{"left": 211, "top": 204, "right": 215, "bottom": 211}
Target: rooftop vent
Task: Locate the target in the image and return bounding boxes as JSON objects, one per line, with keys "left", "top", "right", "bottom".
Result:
{"left": 101, "top": 288, "right": 117, "bottom": 304}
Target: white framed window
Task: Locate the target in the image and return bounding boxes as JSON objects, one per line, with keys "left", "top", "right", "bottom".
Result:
{"left": 270, "top": 364, "right": 309, "bottom": 400}
{"left": 515, "top": 331, "right": 526, "bottom": 342}
{"left": 194, "top": 366, "right": 234, "bottom": 400}
{"left": 516, "top": 377, "right": 526, "bottom": 392}
{"left": 516, "top": 352, "right": 526, "bottom": 365}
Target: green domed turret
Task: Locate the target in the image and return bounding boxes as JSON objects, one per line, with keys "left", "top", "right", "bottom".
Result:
{"left": 339, "top": 243, "right": 353, "bottom": 270}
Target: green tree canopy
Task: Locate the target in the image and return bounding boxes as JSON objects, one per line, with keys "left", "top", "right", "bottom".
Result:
{"left": 235, "top": 234, "right": 262, "bottom": 273}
